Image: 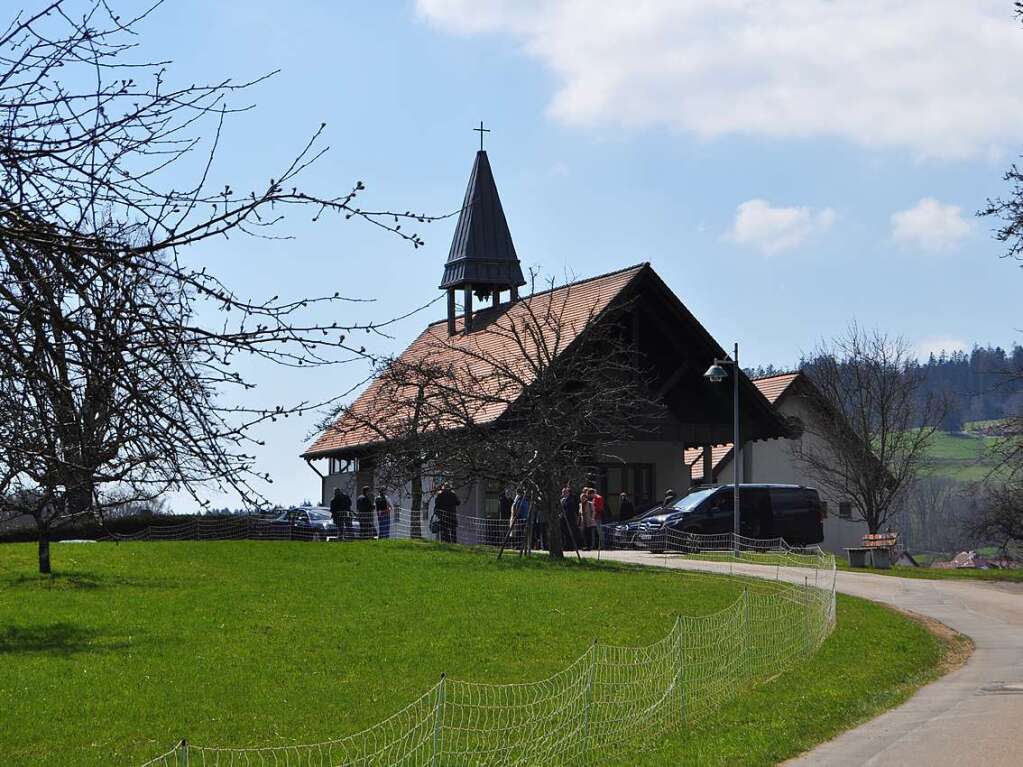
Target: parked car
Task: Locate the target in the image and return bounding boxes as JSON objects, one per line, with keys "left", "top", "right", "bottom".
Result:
{"left": 618, "top": 484, "right": 824, "bottom": 552}
{"left": 264, "top": 507, "right": 343, "bottom": 541}
{"left": 601, "top": 502, "right": 663, "bottom": 548}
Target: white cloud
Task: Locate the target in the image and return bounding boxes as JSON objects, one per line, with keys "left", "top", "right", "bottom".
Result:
{"left": 914, "top": 336, "right": 969, "bottom": 360}
{"left": 891, "top": 198, "right": 972, "bottom": 251}
{"left": 726, "top": 199, "right": 835, "bottom": 254}
{"left": 416, "top": 1, "right": 1023, "bottom": 159}
{"left": 548, "top": 160, "right": 571, "bottom": 177}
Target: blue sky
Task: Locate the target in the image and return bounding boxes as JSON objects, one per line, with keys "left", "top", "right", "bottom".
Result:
{"left": 131, "top": 1, "right": 1023, "bottom": 509}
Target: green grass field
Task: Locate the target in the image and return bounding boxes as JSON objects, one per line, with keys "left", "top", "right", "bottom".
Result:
{"left": 918, "top": 419, "right": 1021, "bottom": 481}
{"left": 0, "top": 541, "right": 956, "bottom": 766}
{"left": 837, "top": 561, "right": 1023, "bottom": 582}
{"left": 920, "top": 429, "right": 1004, "bottom": 481}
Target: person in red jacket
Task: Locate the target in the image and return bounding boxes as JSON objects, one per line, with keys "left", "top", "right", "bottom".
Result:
{"left": 592, "top": 489, "right": 605, "bottom": 548}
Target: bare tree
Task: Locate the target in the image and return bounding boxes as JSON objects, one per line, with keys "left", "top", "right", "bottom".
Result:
{"left": 979, "top": 2, "right": 1023, "bottom": 481}
{"left": 892, "top": 476, "right": 979, "bottom": 553}
{"left": 964, "top": 481, "right": 1023, "bottom": 561}
{"left": 982, "top": 5, "right": 1023, "bottom": 263}
{"left": 0, "top": 2, "right": 445, "bottom": 572}
{"left": 795, "top": 326, "right": 947, "bottom": 534}
{"left": 322, "top": 274, "right": 666, "bottom": 559}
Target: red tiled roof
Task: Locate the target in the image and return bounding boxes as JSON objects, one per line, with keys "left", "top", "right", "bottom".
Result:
{"left": 684, "top": 444, "right": 734, "bottom": 482}
{"left": 752, "top": 372, "right": 800, "bottom": 403}
{"left": 684, "top": 372, "right": 801, "bottom": 481}
{"left": 303, "top": 264, "right": 648, "bottom": 458}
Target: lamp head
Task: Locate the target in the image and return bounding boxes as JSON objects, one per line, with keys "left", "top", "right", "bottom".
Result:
{"left": 703, "top": 363, "right": 729, "bottom": 383}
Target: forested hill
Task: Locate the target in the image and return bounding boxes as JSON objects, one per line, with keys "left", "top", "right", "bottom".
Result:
{"left": 747, "top": 344, "right": 1023, "bottom": 432}
{"left": 917, "top": 345, "right": 1023, "bottom": 431}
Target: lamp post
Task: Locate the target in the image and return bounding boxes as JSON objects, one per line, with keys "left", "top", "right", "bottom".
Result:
{"left": 704, "top": 343, "right": 741, "bottom": 554}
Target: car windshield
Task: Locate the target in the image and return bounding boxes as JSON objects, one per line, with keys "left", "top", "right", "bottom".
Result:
{"left": 668, "top": 487, "right": 720, "bottom": 514}
{"left": 306, "top": 510, "right": 331, "bottom": 522}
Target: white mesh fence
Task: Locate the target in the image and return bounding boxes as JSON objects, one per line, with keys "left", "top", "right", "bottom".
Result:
{"left": 98, "top": 507, "right": 526, "bottom": 546}
{"left": 98, "top": 508, "right": 829, "bottom": 557}
{"left": 138, "top": 531, "right": 836, "bottom": 767}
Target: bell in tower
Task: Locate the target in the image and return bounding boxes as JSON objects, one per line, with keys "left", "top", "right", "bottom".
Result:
{"left": 440, "top": 144, "right": 525, "bottom": 335}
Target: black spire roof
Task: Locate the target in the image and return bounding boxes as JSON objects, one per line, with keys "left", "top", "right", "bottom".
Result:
{"left": 440, "top": 150, "right": 526, "bottom": 291}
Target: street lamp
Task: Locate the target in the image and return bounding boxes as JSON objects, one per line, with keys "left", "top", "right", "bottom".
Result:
{"left": 704, "top": 342, "right": 741, "bottom": 552}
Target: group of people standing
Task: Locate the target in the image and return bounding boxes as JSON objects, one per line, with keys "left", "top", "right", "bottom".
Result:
{"left": 328, "top": 483, "right": 463, "bottom": 543}
{"left": 562, "top": 485, "right": 641, "bottom": 550}
{"left": 329, "top": 486, "right": 397, "bottom": 540}
{"left": 327, "top": 479, "right": 656, "bottom": 550}
{"left": 573, "top": 486, "right": 606, "bottom": 550}
{"left": 498, "top": 483, "right": 645, "bottom": 551}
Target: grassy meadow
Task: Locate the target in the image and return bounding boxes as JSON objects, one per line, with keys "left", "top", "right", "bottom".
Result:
{"left": 0, "top": 540, "right": 956, "bottom": 766}
{"left": 920, "top": 421, "right": 1009, "bottom": 481}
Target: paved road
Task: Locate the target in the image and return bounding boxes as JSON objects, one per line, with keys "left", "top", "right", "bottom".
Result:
{"left": 591, "top": 551, "right": 1023, "bottom": 766}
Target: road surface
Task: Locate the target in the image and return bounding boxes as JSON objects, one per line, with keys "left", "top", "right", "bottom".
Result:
{"left": 591, "top": 550, "right": 1023, "bottom": 766}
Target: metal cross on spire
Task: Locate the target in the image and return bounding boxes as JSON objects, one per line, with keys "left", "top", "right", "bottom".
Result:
{"left": 474, "top": 120, "right": 491, "bottom": 151}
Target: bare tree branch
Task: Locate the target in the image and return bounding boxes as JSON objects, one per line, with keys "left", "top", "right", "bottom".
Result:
{"left": 795, "top": 325, "right": 948, "bottom": 534}
{"left": 0, "top": 1, "right": 447, "bottom": 573}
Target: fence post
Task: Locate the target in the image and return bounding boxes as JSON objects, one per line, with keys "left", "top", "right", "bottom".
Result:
{"left": 673, "top": 617, "right": 686, "bottom": 727}
{"left": 431, "top": 674, "right": 445, "bottom": 766}
{"left": 175, "top": 739, "right": 188, "bottom": 767}
{"left": 581, "top": 640, "right": 598, "bottom": 763}
{"left": 743, "top": 587, "right": 752, "bottom": 681}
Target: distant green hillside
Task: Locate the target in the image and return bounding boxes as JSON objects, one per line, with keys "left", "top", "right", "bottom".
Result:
{"left": 920, "top": 421, "right": 1006, "bottom": 482}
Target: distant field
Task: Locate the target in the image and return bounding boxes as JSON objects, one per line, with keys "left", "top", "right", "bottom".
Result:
{"left": 920, "top": 424, "right": 1006, "bottom": 481}
{"left": 0, "top": 541, "right": 952, "bottom": 767}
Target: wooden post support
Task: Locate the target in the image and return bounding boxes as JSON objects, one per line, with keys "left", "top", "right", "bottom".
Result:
{"left": 463, "top": 285, "right": 473, "bottom": 332}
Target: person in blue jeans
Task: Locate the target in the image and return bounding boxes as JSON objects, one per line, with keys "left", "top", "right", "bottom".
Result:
{"left": 375, "top": 489, "right": 393, "bottom": 539}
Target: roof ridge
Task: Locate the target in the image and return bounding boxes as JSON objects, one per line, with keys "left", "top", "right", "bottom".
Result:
{"left": 752, "top": 370, "right": 802, "bottom": 381}
{"left": 425, "top": 262, "right": 650, "bottom": 328}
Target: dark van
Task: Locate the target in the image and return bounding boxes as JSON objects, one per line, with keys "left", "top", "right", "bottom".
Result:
{"left": 631, "top": 484, "right": 824, "bottom": 550}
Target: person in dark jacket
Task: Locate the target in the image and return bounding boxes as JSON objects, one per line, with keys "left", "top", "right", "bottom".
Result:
{"left": 330, "top": 487, "right": 353, "bottom": 540}
{"left": 433, "top": 483, "right": 460, "bottom": 543}
{"left": 618, "top": 492, "right": 635, "bottom": 522}
{"left": 356, "top": 486, "right": 376, "bottom": 539}
{"left": 497, "top": 489, "right": 513, "bottom": 546}
{"left": 375, "top": 488, "right": 393, "bottom": 539}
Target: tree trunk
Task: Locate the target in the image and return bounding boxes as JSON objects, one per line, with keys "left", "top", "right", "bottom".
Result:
{"left": 38, "top": 526, "right": 52, "bottom": 575}
{"left": 546, "top": 497, "right": 564, "bottom": 559}
{"left": 865, "top": 507, "right": 880, "bottom": 535}
{"left": 411, "top": 468, "right": 423, "bottom": 539}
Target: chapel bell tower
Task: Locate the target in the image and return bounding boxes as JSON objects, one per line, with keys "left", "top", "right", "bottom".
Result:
{"left": 440, "top": 145, "right": 525, "bottom": 335}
